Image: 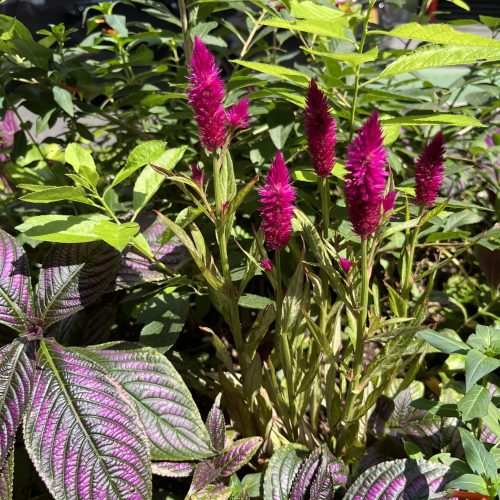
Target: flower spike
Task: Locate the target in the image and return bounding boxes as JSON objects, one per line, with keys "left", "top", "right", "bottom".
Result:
{"left": 415, "top": 132, "right": 445, "bottom": 207}
{"left": 226, "top": 97, "right": 250, "bottom": 130}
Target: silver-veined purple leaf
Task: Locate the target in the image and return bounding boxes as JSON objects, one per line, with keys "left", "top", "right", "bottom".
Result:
{"left": 263, "top": 444, "right": 308, "bottom": 500}
{"left": 206, "top": 394, "right": 226, "bottom": 452}
{"left": 152, "top": 460, "right": 195, "bottom": 477}
{"left": 344, "top": 459, "right": 455, "bottom": 500}
{"left": 0, "top": 230, "right": 32, "bottom": 331}
{"left": 188, "top": 461, "right": 221, "bottom": 495}
{"left": 23, "top": 340, "right": 151, "bottom": 500}
{"left": 0, "top": 451, "right": 14, "bottom": 500}
{"left": 80, "top": 343, "right": 213, "bottom": 461}
{"left": 190, "top": 483, "right": 232, "bottom": 500}
{"left": 216, "top": 437, "right": 263, "bottom": 477}
{"left": 309, "top": 448, "right": 348, "bottom": 500}
{"left": 290, "top": 446, "right": 322, "bottom": 500}
{"left": 37, "top": 241, "right": 120, "bottom": 326}
{"left": 0, "top": 339, "right": 34, "bottom": 469}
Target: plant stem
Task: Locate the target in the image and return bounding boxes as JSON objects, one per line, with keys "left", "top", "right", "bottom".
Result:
{"left": 348, "top": 0, "right": 374, "bottom": 140}
{"left": 320, "top": 177, "right": 330, "bottom": 239}
{"left": 178, "top": 0, "right": 191, "bottom": 63}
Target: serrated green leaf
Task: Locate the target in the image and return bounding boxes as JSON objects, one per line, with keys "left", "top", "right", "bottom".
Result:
{"left": 302, "top": 47, "right": 377, "bottom": 66}
{"left": 447, "top": 474, "right": 489, "bottom": 496}
{"left": 65, "top": 143, "right": 99, "bottom": 187}
{"left": 289, "top": 0, "right": 344, "bottom": 20}
{"left": 19, "top": 186, "right": 89, "bottom": 204}
{"left": 382, "top": 114, "right": 484, "bottom": 127}
{"left": 457, "top": 386, "right": 490, "bottom": 421}
{"left": 418, "top": 329, "right": 470, "bottom": 354}
{"left": 260, "top": 19, "right": 350, "bottom": 42}
{"left": 458, "top": 428, "right": 497, "bottom": 478}
{"left": 465, "top": 349, "right": 500, "bottom": 391}
{"left": 231, "top": 60, "right": 310, "bottom": 87}
{"left": 92, "top": 221, "right": 139, "bottom": 251}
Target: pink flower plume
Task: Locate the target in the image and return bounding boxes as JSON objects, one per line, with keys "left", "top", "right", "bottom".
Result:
{"left": 304, "top": 80, "right": 336, "bottom": 178}
{"left": 345, "top": 111, "right": 388, "bottom": 239}
{"left": 187, "top": 37, "right": 227, "bottom": 152}
{"left": 258, "top": 152, "right": 296, "bottom": 251}
{"left": 0, "top": 109, "right": 20, "bottom": 163}
{"left": 226, "top": 97, "right": 250, "bottom": 130}
{"left": 415, "top": 132, "right": 445, "bottom": 207}
{"left": 339, "top": 257, "right": 353, "bottom": 273}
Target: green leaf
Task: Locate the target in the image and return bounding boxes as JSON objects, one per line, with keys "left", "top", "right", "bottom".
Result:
{"left": 65, "top": 143, "right": 99, "bottom": 187}
{"left": 457, "top": 386, "right": 490, "bottom": 421}
{"left": 465, "top": 349, "right": 500, "bottom": 391}
{"left": 19, "top": 185, "right": 90, "bottom": 204}
{"left": 238, "top": 294, "right": 275, "bottom": 310}
{"left": 15, "top": 214, "right": 108, "bottom": 243}
{"left": 375, "top": 45, "right": 500, "bottom": 80}
{"left": 424, "top": 231, "right": 470, "bottom": 243}
{"left": 52, "top": 87, "right": 74, "bottom": 117}
{"left": 104, "top": 14, "right": 128, "bottom": 36}
{"left": 386, "top": 282, "right": 406, "bottom": 318}
{"left": 302, "top": 47, "right": 377, "bottom": 66}
{"left": 418, "top": 329, "right": 470, "bottom": 354}
{"left": 289, "top": 0, "right": 344, "bottom": 20}
{"left": 445, "top": 0, "right": 471, "bottom": 12}
{"left": 0, "top": 451, "right": 14, "bottom": 500}
{"left": 381, "top": 114, "right": 484, "bottom": 128}
{"left": 112, "top": 140, "right": 166, "bottom": 187}
{"left": 92, "top": 221, "right": 139, "bottom": 251}
{"left": 458, "top": 428, "right": 497, "bottom": 478}
{"left": 447, "top": 474, "right": 489, "bottom": 496}
{"left": 260, "top": 19, "right": 350, "bottom": 42}
{"left": 282, "top": 260, "right": 304, "bottom": 333}
{"left": 132, "top": 146, "right": 186, "bottom": 214}
{"left": 467, "top": 325, "right": 500, "bottom": 355}
{"left": 371, "top": 22, "right": 499, "bottom": 47}
{"left": 480, "top": 15, "right": 500, "bottom": 31}
{"left": 410, "top": 399, "right": 459, "bottom": 418}
{"left": 231, "top": 60, "right": 310, "bottom": 87}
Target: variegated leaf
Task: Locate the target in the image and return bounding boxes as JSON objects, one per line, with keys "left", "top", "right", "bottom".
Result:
{"left": 152, "top": 461, "right": 195, "bottom": 477}
{"left": 216, "top": 437, "right": 263, "bottom": 477}
{"left": 344, "top": 459, "right": 455, "bottom": 500}
{"left": 80, "top": 343, "right": 213, "bottom": 461}
{"left": 205, "top": 394, "right": 225, "bottom": 452}
{"left": 0, "top": 229, "right": 32, "bottom": 331}
{"left": 0, "top": 451, "right": 14, "bottom": 500}
{"left": 190, "top": 483, "right": 232, "bottom": 500}
{"left": 189, "top": 461, "right": 221, "bottom": 495}
{"left": 0, "top": 339, "right": 34, "bottom": 468}
{"left": 23, "top": 340, "right": 151, "bottom": 500}
{"left": 37, "top": 242, "right": 120, "bottom": 326}
{"left": 290, "top": 446, "right": 322, "bottom": 499}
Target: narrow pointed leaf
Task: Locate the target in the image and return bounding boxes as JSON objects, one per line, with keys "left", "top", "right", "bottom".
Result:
{"left": 0, "top": 340, "right": 34, "bottom": 469}
{"left": 23, "top": 340, "right": 151, "bottom": 500}
{"left": 263, "top": 444, "right": 307, "bottom": 500}
{"left": 80, "top": 343, "right": 213, "bottom": 461}
{"left": 189, "top": 461, "right": 221, "bottom": 495}
{"left": 205, "top": 394, "right": 225, "bottom": 452}
{"left": 152, "top": 461, "right": 195, "bottom": 477}
{"left": 37, "top": 241, "right": 120, "bottom": 326}
{"left": 0, "top": 229, "right": 32, "bottom": 331}
{"left": 343, "top": 459, "right": 454, "bottom": 499}
{"left": 458, "top": 428, "right": 497, "bottom": 478}
{"left": 216, "top": 437, "right": 263, "bottom": 477}
{"left": 0, "top": 451, "right": 14, "bottom": 500}
{"left": 290, "top": 447, "right": 322, "bottom": 500}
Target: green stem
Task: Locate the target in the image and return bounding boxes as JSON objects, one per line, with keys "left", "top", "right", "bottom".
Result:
{"left": 320, "top": 177, "right": 330, "bottom": 240}
{"left": 348, "top": 0, "right": 374, "bottom": 140}
{"left": 178, "top": 0, "right": 192, "bottom": 63}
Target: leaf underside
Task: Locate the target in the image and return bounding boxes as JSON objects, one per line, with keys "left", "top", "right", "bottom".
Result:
{"left": 0, "top": 451, "right": 14, "bottom": 500}
{"left": 0, "top": 340, "right": 34, "bottom": 468}
{"left": 23, "top": 340, "right": 151, "bottom": 500}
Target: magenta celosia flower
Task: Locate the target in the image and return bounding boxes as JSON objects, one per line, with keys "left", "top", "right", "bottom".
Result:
{"left": 261, "top": 258, "right": 273, "bottom": 272}
{"left": 258, "top": 152, "right": 296, "bottom": 251}
{"left": 383, "top": 190, "right": 397, "bottom": 213}
{"left": 191, "top": 164, "right": 204, "bottom": 186}
{"left": 345, "top": 111, "right": 388, "bottom": 239}
{"left": 226, "top": 97, "right": 250, "bottom": 130}
{"left": 415, "top": 132, "right": 445, "bottom": 207}
{"left": 0, "top": 110, "right": 20, "bottom": 163}
{"left": 187, "top": 37, "right": 227, "bottom": 152}
{"left": 338, "top": 257, "right": 353, "bottom": 273}
{"left": 304, "top": 80, "right": 336, "bottom": 178}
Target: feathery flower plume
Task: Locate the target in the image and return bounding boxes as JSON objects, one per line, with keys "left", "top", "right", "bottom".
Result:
{"left": 191, "top": 164, "right": 204, "bottom": 186}
{"left": 187, "top": 37, "right": 227, "bottom": 152}
{"left": 261, "top": 259, "right": 273, "bottom": 272}
{"left": 0, "top": 110, "right": 20, "bottom": 163}
{"left": 345, "top": 111, "right": 388, "bottom": 239}
{"left": 415, "top": 132, "right": 445, "bottom": 207}
{"left": 258, "top": 152, "right": 296, "bottom": 251}
{"left": 383, "top": 190, "right": 397, "bottom": 214}
{"left": 339, "top": 257, "right": 353, "bottom": 273}
{"left": 304, "top": 80, "right": 336, "bottom": 178}
{"left": 226, "top": 97, "right": 250, "bottom": 130}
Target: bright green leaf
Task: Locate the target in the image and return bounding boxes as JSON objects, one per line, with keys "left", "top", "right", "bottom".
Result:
{"left": 92, "top": 221, "right": 139, "bottom": 251}
{"left": 52, "top": 87, "right": 74, "bottom": 117}
{"left": 65, "top": 143, "right": 99, "bottom": 187}
{"left": 457, "top": 386, "right": 490, "bottom": 421}
{"left": 465, "top": 349, "right": 500, "bottom": 391}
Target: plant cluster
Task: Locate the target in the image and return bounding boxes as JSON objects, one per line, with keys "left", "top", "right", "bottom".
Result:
{"left": 0, "top": 0, "right": 499, "bottom": 498}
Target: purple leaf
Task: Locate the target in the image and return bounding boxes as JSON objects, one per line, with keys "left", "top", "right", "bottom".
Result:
{"left": 116, "top": 216, "right": 188, "bottom": 289}
{"left": 205, "top": 394, "right": 226, "bottom": 452}
{"left": 189, "top": 460, "right": 221, "bottom": 495}
{"left": 37, "top": 241, "right": 120, "bottom": 326}
{"left": 0, "top": 450, "right": 14, "bottom": 500}
{"left": 263, "top": 445, "right": 307, "bottom": 500}
{"left": 309, "top": 448, "right": 347, "bottom": 500}
{"left": 0, "top": 340, "right": 34, "bottom": 469}
{"left": 344, "top": 459, "right": 455, "bottom": 500}
{"left": 289, "top": 446, "right": 322, "bottom": 500}
{"left": 80, "top": 343, "right": 213, "bottom": 461}
{"left": 23, "top": 339, "right": 151, "bottom": 500}
{"left": 216, "top": 437, "right": 263, "bottom": 477}
{"left": 190, "top": 483, "right": 232, "bottom": 500}
{"left": 0, "top": 230, "right": 32, "bottom": 331}
{"left": 152, "top": 460, "right": 195, "bottom": 477}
